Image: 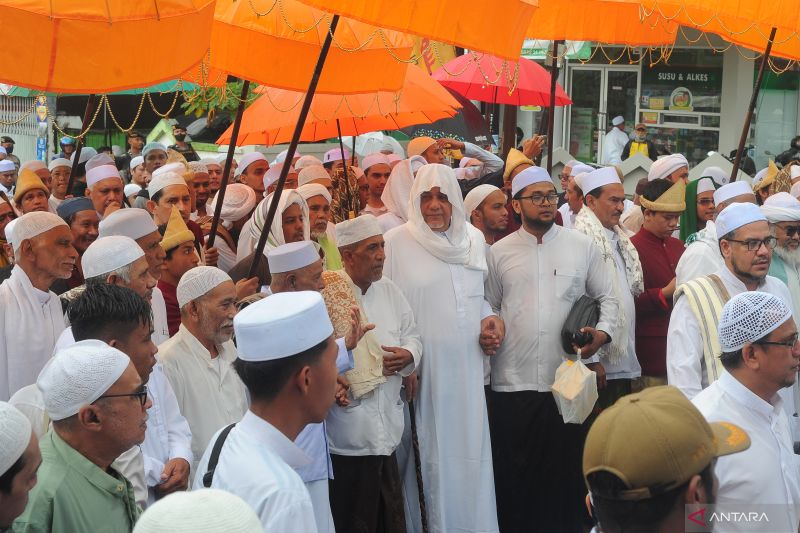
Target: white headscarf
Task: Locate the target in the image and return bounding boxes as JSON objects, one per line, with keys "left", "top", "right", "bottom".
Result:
{"left": 249, "top": 189, "right": 309, "bottom": 252}
{"left": 406, "top": 164, "right": 487, "bottom": 272}
{"left": 381, "top": 155, "right": 426, "bottom": 223}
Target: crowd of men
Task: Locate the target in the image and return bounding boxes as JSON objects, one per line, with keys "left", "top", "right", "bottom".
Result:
{"left": 0, "top": 127, "right": 800, "bottom": 533}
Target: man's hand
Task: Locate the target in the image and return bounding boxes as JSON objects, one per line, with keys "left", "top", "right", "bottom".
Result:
{"left": 436, "top": 138, "right": 466, "bottom": 151}
{"left": 402, "top": 372, "right": 419, "bottom": 402}
{"left": 235, "top": 277, "right": 259, "bottom": 301}
{"left": 345, "top": 306, "right": 375, "bottom": 350}
{"left": 662, "top": 277, "right": 677, "bottom": 301}
{"left": 573, "top": 327, "right": 609, "bottom": 358}
{"left": 104, "top": 203, "right": 122, "bottom": 217}
{"left": 335, "top": 375, "right": 350, "bottom": 407}
{"left": 155, "top": 458, "right": 190, "bottom": 496}
{"left": 585, "top": 362, "right": 607, "bottom": 390}
{"left": 382, "top": 346, "right": 414, "bottom": 375}
{"left": 479, "top": 315, "right": 505, "bottom": 356}
{"left": 203, "top": 245, "right": 219, "bottom": 267}
{"left": 522, "top": 136, "right": 545, "bottom": 159}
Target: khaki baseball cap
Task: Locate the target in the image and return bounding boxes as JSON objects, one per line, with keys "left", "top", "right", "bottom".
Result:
{"left": 583, "top": 385, "right": 750, "bottom": 501}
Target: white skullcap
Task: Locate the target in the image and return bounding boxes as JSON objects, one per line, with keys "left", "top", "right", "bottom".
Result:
{"left": 716, "top": 202, "right": 766, "bottom": 239}
{"left": 9, "top": 211, "right": 67, "bottom": 252}
{"left": 702, "top": 166, "right": 729, "bottom": 186}
{"left": 407, "top": 137, "right": 437, "bottom": 158}
{"left": 648, "top": 154, "right": 689, "bottom": 182}
{"left": 151, "top": 162, "right": 186, "bottom": 179}
{"left": 569, "top": 163, "right": 594, "bottom": 177}
{"left": 235, "top": 152, "right": 267, "bottom": 177}
{"left": 86, "top": 164, "right": 122, "bottom": 189}
{"left": 361, "top": 153, "right": 391, "bottom": 173}
{"left": 4, "top": 218, "right": 18, "bottom": 244}
{"left": 335, "top": 215, "right": 382, "bottom": 247}
{"left": 71, "top": 147, "right": 97, "bottom": 165}
{"left": 133, "top": 489, "right": 262, "bottom": 533}
{"left": 85, "top": 153, "right": 115, "bottom": 172}
{"left": 751, "top": 167, "right": 769, "bottom": 189}
{"left": 298, "top": 165, "right": 331, "bottom": 187}
{"left": 459, "top": 157, "right": 477, "bottom": 169}
{"left": 177, "top": 266, "right": 232, "bottom": 309}
{"left": 565, "top": 159, "right": 581, "bottom": 170}
{"left": 611, "top": 115, "right": 624, "bottom": 126}
{"left": 576, "top": 167, "right": 621, "bottom": 196}
{"left": 124, "top": 183, "right": 142, "bottom": 197}
{"left": 208, "top": 184, "right": 257, "bottom": 223}
{"left": 760, "top": 192, "right": 800, "bottom": 222}
{"left": 200, "top": 157, "right": 220, "bottom": 168}
{"left": 295, "top": 155, "right": 323, "bottom": 170}
{"left": 718, "top": 291, "right": 793, "bottom": 352}
{"left": 99, "top": 208, "right": 158, "bottom": 240}
{"left": 187, "top": 161, "right": 208, "bottom": 175}
{"left": 148, "top": 171, "right": 187, "bottom": 198}
{"left": 713, "top": 181, "right": 754, "bottom": 206}
{"left": 0, "top": 402, "right": 31, "bottom": 475}
{"left": 20, "top": 160, "right": 47, "bottom": 173}
{"left": 264, "top": 162, "right": 294, "bottom": 190}
{"left": 387, "top": 153, "right": 402, "bottom": 164}
{"left": 82, "top": 236, "right": 144, "bottom": 279}
{"left": 0, "top": 160, "right": 14, "bottom": 172}
{"left": 696, "top": 177, "right": 716, "bottom": 194}
{"left": 464, "top": 184, "right": 501, "bottom": 219}
{"left": 130, "top": 155, "right": 144, "bottom": 170}
{"left": 142, "top": 142, "right": 167, "bottom": 158}
{"left": 267, "top": 241, "right": 320, "bottom": 274}
{"left": 511, "top": 166, "right": 552, "bottom": 198}
{"left": 274, "top": 148, "right": 300, "bottom": 165}
{"left": 38, "top": 340, "right": 131, "bottom": 421}
{"left": 323, "top": 147, "right": 350, "bottom": 165}
{"left": 48, "top": 158, "right": 71, "bottom": 172}
{"left": 234, "top": 291, "right": 334, "bottom": 361}
{"left": 296, "top": 183, "right": 331, "bottom": 204}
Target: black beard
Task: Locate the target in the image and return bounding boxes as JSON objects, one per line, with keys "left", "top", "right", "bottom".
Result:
{"left": 524, "top": 214, "right": 555, "bottom": 232}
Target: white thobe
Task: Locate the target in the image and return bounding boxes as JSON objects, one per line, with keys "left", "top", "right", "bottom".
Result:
{"left": 384, "top": 224, "right": 498, "bottom": 533}
{"left": 485, "top": 226, "right": 617, "bottom": 392}
{"left": 194, "top": 410, "right": 318, "bottom": 533}
{"left": 235, "top": 218, "right": 256, "bottom": 263}
{"left": 675, "top": 221, "right": 724, "bottom": 286}
{"left": 214, "top": 239, "right": 237, "bottom": 273}
{"left": 602, "top": 127, "right": 629, "bottom": 165}
{"left": 557, "top": 203, "right": 577, "bottom": 229}
{"left": 326, "top": 276, "right": 422, "bottom": 457}
{"left": 693, "top": 371, "right": 800, "bottom": 533}
{"left": 159, "top": 325, "right": 249, "bottom": 472}
{"left": 0, "top": 265, "right": 66, "bottom": 400}
{"left": 360, "top": 204, "right": 389, "bottom": 217}
{"left": 377, "top": 212, "right": 405, "bottom": 234}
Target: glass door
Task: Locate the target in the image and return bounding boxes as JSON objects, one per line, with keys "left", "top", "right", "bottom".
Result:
{"left": 568, "top": 69, "right": 602, "bottom": 163}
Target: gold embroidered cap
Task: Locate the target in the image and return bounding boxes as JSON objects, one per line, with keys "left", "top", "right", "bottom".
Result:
{"left": 639, "top": 179, "right": 686, "bottom": 212}
{"left": 160, "top": 206, "right": 194, "bottom": 252}
{"left": 503, "top": 148, "right": 535, "bottom": 180}
{"left": 752, "top": 159, "right": 778, "bottom": 192}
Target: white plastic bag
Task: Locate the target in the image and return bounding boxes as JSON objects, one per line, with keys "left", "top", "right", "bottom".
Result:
{"left": 551, "top": 358, "right": 598, "bottom": 424}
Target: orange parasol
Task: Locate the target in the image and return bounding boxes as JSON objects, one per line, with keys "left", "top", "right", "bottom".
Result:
{"left": 216, "top": 66, "right": 460, "bottom": 146}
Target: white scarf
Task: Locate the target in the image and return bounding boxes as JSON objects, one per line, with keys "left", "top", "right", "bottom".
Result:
{"left": 248, "top": 189, "right": 309, "bottom": 252}
{"left": 574, "top": 207, "right": 643, "bottom": 364}
{"left": 381, "top": 155, "right": 426, "bottom": 223}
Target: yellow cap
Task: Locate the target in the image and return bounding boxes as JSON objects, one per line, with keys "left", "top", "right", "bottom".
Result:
{"left": 13, "top": 168, "right": 49, "bottom": 203}
{"left": 639, "top": 179, "right": 687, "bottom": 212}
{"left": 407, "top": 136, "right": 437, "bottom": 157}
{"left": 503, "top": 148, "right": 534, "bottom": 181}
{"left": 753, "top": 160, "right": 778, "bottom": 192}
{"left": 160, "top": 206, "right": 195, "bottom": 252}
{"left": 583, "top": 385, "right": 749, "bottom": 501}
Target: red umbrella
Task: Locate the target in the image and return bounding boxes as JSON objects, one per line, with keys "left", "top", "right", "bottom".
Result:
{"left": 432, "top": 53, "right": 572, "bottom": 107}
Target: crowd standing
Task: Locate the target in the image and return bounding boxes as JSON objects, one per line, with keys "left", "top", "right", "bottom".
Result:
{"left": 1, "top": 127, "right": 800, "bottom": 533}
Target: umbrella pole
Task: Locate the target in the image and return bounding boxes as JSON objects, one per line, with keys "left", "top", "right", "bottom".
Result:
{"left": 546, "top": 41, "right": 562, "bottom": 175}
{"left": 65, "top": 93, "right": 98, "bottom": 195}
{"left": 248, "top": 14, "right": 341, "bottom": 278}
{"left": 335, "top": 119, "right": 352, "bottom": 188}
{"left": 408, "top": 399, "right": 429, "bottom": 533}
{"left": 207, "top": 80, "right": 251, "bottom": 248}
{"left": 351, "top": 134, "right": 356, "bottom": 166}
{"left": 730, "top": 27, "right": 776, "bottom": 183}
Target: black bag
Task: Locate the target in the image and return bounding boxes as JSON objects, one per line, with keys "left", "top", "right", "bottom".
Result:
{"left": 202, "top": 423, "right": 236, "bottom": 488}
{"left": 560, "top": 295, "right": 600, "bottom": 355}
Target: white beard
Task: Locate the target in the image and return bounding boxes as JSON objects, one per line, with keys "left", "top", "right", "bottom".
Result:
{"left": 776, "top": 244, "right": 800, "bottom": 269}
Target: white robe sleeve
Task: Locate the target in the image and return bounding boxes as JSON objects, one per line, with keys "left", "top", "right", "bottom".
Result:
{"left": 162, "top": 378, "right": 194, "bottom": 465}
{"left": 676, "top": 243, "right": 715, "bottom": 286}
{"left": 484, "top": 247, "right": 502, "bottom": 315}
{"left": 463, "top": 142, "right": 504, "bottom": 178}
{"left": 666, "top": 296, "right": 704, "bottom": 399}
{"left": 335, "top": 338, "right": 354, "bottom": 374}
{"left": 396, "top": 289, "right": 423, "bottom": 378}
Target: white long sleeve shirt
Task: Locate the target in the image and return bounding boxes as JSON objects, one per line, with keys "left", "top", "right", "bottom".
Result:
{"left": 463, "top": 142, "right": 504, "bottom": 179}
{"left": 485, "top": 226, "right": 618, "bottom": 392}
{"left": 675, "top": 221, "right": 724, "bottom": 286}
{"left": 602, "top": 127, "right": 629, "bottom": 165}
{"left": 693, "top": 371, "right": 800, "bottom": 532}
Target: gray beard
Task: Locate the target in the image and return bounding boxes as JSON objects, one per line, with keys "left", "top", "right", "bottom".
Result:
{"left": 776, "top": 245, "right": 800, "bottom": 269}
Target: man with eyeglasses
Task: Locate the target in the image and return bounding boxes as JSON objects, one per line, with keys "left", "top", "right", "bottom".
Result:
{"left": 693, "top": 291, "right": 800, "bottom": 532}
{"left": 762, "top": 193, "right": 800, "bottom": 318}
{"left": 556, "top": 159, "right": 580, "bottom": 208}
{"left": 485, "top": 166, "right": 617, "bottom": 532}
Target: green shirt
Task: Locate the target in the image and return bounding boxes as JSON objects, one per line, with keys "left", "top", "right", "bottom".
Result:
{"left": 319, "top": 234, "right": 343, "bottom": 271}
{"left": 13, "top": 431, "right": 140, "bottom": 533}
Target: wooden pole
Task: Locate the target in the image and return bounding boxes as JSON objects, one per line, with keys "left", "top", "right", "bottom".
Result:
{"left": 546, "top": 41, "right": 563, "bottom": 175}
{"left": 65, "top": 93, "right": 98, "bottom": 195}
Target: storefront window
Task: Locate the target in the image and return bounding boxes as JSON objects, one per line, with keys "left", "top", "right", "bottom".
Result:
{"left": 752, "top": 63, "right": 799, "bottom": 170}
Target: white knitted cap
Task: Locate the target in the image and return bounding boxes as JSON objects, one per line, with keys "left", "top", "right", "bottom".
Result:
{"left": 569, "top": 163, "right": 594, "bottom": 177}
{"left": 148, "top": 171, "right": 187, "bottom": 199}
{"left": 463, "top": 184, "right": 501, "bottom": 218}
{"left": 696, "top": 177, "right": 716, "bottom": 194}
{"left": 187, "top": 161, "right": 208, "bottom": 175}
{"left": 0, "top": 402, "right": 31, "bottom": 475}
{"left": 86, "top": 164, "right": 122, "bottom": 188}
{"left": 208, "top": 184, "right": 257, "bottom": 223}
{"left": 298, "top": 165, "right": 331, "bottom": 187}
{"left": 71, "top": 147, "right": 97, "bottom": 165}
{"left": 124, "top": 184, "right": 142, "bottom": 197}
{"left": 294, "top": 155, "right": 323, "bottom": 170}
{"left": 267, "top": 241, "right": 320, "bottom": 274}
{"left": 132, "top": 489, "right": 262, "bottom": 533}
{"left": 716, "top": 202, "right": 766, "bottom": 239}
{"left": 82, "top": 236, "right": 145, "bottom": 279}
{"left": 176, "top": 266, "right": 232, "bottom": 309}
{"left": 151, "top": 163, "right": 186, "bottom": 179}
{"left": 38, "top": 340, "right": 131, "bottom": 421}
{"left": 48, "top": 158, "right": 72, "bottom": 172}
{"left": 335, "top": 215, "right": 382, "bottom": 247}
{"left": 8, "top": 211, "right": 67, "bottom": 252}
{"left": 718, "top": 291, "right": 793, "bottom": 352}
{"left": 99, "top": 208, "right": 158, "bottom": 240}
{"left": 511, "top": 166, "right": 552, "bottom": 198}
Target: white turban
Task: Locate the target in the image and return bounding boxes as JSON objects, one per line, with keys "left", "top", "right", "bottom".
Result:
{"left": 99, "top": 208, "right": 158, "bottom": 240}
{"left": 298, "top": 165, "right": 331, "bottom": 187}
{"left": 296, "top": 183, "right": 331, "bottom": 204}
{"left": 208, "top": 184, "right": 257, "bottom": 224}
{"left": 132, "top": 489, "right": 262, "bottom": 533}
{"left": 38, "top": 340, "right": 131, "bottom": 421}
{"left": 249, "top": 189, "right": 309, "bottom": 252}
{"left": 716, "top": 202, "right": 766, "bottom": 238}
{"left": 83, "top": 235, "right": 144, "bottom": 279}
{"left": 8, "top": 211, "right": 67, "bottom": 253}
{"left": 177, "top": 266, "right": 232, "bottom": 309}
{"left": 0, "top": 402, "right": 31, "bottom": 475}
{"left": 381, "top": 155, "right": 426, "bottom": 223}
{"left": 463, "top": 184, "right": 502, "bottom": 220}
{"left": 718, "top": 291, "right": 793, "bottom": 352}
{"left": 335, "top": 215, "right": 382, "bottom": 247}
{"left": 760, "top": 192, "right": 800, "bottom": 222}
{"left": 648, "top": 154, "right": 689, "bottom": 182}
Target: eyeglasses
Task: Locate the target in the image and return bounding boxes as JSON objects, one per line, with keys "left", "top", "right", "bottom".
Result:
{"left": 756, "top": 332, "right": 800, "bottom": 349}
{"left": 697, "top": 199, "right": 715, "bottom": 207}
{"left": 94, "top": 385, "right": 149, "bottom": 408}
{"left": 782, "top": 226, "right": 800, "bottom": 238}
{"left": 725, "top": 236, "right": 777, "bottom": 252}
{"left": 518, "top": 193, "right": 559, "bottom": 206}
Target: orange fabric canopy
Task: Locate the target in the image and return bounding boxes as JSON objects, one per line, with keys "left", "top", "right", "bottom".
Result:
{"left": 296, "top": 0, "right": 538, "bottom": 60}
{"left": 0, "top": 0, "right": 215, "bottom": 93}
{"left": 217, "top": 65, "right": 461, "bottom": 146}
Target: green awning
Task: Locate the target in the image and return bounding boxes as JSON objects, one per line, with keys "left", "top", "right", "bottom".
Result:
{"left": 5, "top": 80, "right": 199, "bottom": 97}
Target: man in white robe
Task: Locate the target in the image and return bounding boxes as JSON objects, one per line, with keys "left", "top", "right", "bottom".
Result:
{"left": 384, "top": 163, "right": 504, "bottom": 533}
{"left": 602, "top": 116, "right": 629, "bottom": 165}
{"left": 206, "top": 183, "right": 258, "bottom": 273}
{"left": 377, "top": 156, "right": 426, "bottom": 233}
{"left": 485, "top": 167, "right": 617, "bottom": 532}
{"left": 0, "top": 212, "right": 76, "bottom": 400}
{"left": 236, "top": 188, "right": 309, "bottom": 263}
{"left": 463, "top": 184, "right": 508, "bottom": 247}
{"left": 762, "top": 193, "right": 800, "bottom": 316}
